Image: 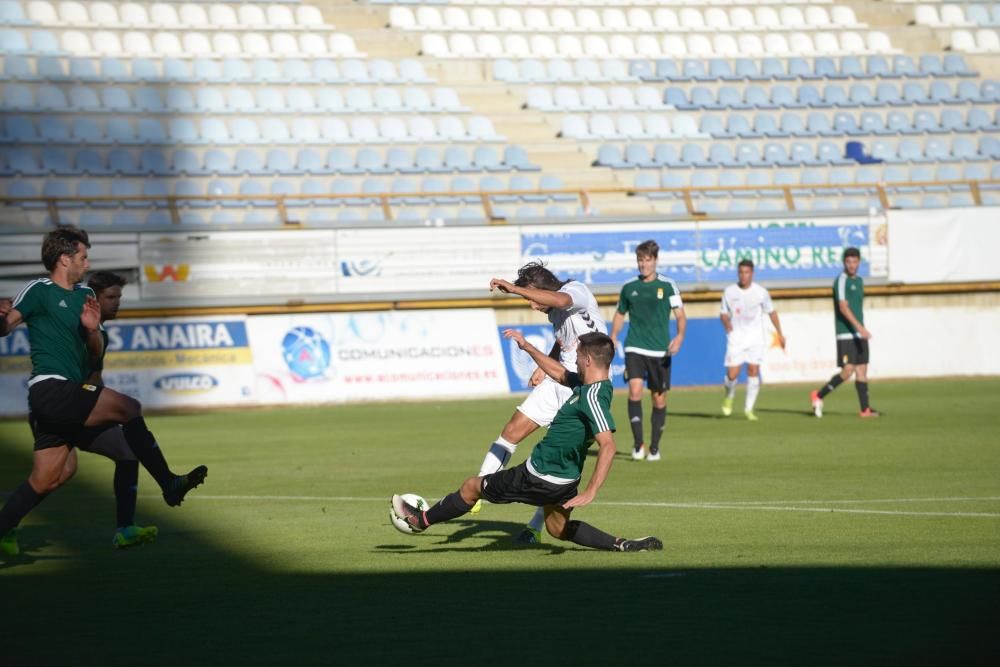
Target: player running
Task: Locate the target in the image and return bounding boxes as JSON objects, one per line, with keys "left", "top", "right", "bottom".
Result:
{"left": 810, "top": 247, "right": 879, "bottom": 419}
{"left": 719, "top": 259, "right": 785, "bottom": 421}
{"left": 392, "top": 331, "right": 662, "bottom": 553}
{"left": 609, "top": 240, "right": 686, "bottom": 461}
{"left": 476, "top": 261, "right": 606, "bottom": 544}
{"left": 0, "top": 227, "right": 206, "bottom": 558}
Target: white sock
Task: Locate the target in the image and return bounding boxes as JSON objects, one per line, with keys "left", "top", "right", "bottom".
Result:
{"left": 478, "top": 435, "right": 517, "bottom": 477}
{"left": 724, "top": 376, "right": 737, "bottom": 399}
{"left": 527, "top": 506, "right": 545, "bottom": 532}
{"left": 745, "top": 376, "right": 761, "bottom": 412}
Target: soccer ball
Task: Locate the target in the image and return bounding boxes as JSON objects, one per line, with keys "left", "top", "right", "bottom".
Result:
{"left": 389, "top": 493, "right": 429, "bottom": 535}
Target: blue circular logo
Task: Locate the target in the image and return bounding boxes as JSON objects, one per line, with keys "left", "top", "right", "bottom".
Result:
{"left": 281, "top": 326, "right": 331, "bottom": 381}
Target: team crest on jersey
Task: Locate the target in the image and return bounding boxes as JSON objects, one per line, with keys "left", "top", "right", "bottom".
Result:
{"left": 656, "top": 288, "right": 663, "bottom": 299}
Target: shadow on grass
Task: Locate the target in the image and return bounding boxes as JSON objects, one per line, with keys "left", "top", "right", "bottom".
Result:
{"left": 1, "top": 436, "right": 997, "bottom": 666}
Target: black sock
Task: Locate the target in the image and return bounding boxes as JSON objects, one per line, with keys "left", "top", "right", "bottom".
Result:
{"left": 0, "top": 480, "right": 47, "bottom": 536}
{"left": 114, "top": 461, "right": 139, "bottom": 529}
{"left": 122, "top": 417, "right": 173, "bottom": 491}
{"left": 564, "top": 520, "right": 618, "bottom": 551}
{"left": 423, "top": 490, "right": 474, "bottom": 527}
{"left": 650, "top": 407, "right": 666, "bottom": 453}
{"left": 818, "top": 374, "right": 844, "bottom": 398}
{"left": 627, "top": 399, "right": 643, "bottom": 448}
{"left": 856, "top": 382, "right": 870, "bottom": 411}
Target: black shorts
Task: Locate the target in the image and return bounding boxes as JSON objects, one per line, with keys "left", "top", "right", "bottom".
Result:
{"left": 27, "top": 379, "right": 104, "bottom": 450}
{"left": 837, "top": 338, "right": 870, "bottom": 367}
{"left": 624, "top": 352, "right": 671, "bottom": 392}
{"left": 480, "top": 462, "right": 579, "bottom": 507}
{"left": 28, "top": 412, "right": 122, "bottom": 454}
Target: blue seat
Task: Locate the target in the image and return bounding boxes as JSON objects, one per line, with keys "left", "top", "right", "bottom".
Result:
{"left": 444, "top": 146, "right": 474, "bottom": 172}
{"left": 943, "top": 54, "right": 975, "bottom": 77}
{"left": 743, "top": 85, "right": 771, "bottom": 109}
{"left": 965, "top": 108, "right": 991, "bottom": 132}
{"left": 41, "top": 179, "right": 71, "bottom": 202}
{"left": 239, "top": 180, "right": 269, "bottom": 207}
{"left": 859, "top": 111, "right": 887, "bottom": 134}
{"left": 502, "top": 174, "right": 536, "bottom": 203}
{"left": 981, "top": 80, "right": 1000, "bottom": 103}
{"left": 504, "top": 145, "right": 538, "bottom": 171}
{"left": 896, "top": 140, "right": 923, "bottom": 163}
{"left": 228, "top": 119, "right": 259, "bottom": 144}
{"left": 473, "top": 145, "right": 504, "bottom": 172}
{"left": 134, "top": 87, "right": 164, "bottom": 112}
{"left": 29, "top": 30, "right": 59, "bottom": 54}
{"left": 762, "top": 143, "right": 788, "bottom": 166}
{"left": 653, "top": 143, "right": 681, "bottom": 167}
{"left": 951, "top": 137, "right": 980, "bottom": 162}
{"left": 596, "top": 144, "right": 623, "bottom": 168}
{"left": 699, "top": 115, "right": 724, "bottom": 136}
{"left": 266, "top": 148, "right": 295, "bottom": 175}
{"left": 724, "top": 114, "right": 756, "bottom": 138}
{"left": 4, "top": 83, "right": 34, "bottom": 109}
{"left": 39, "top": 117, "right": 70, "bottom": 142}
{"left": 681, "top": 143, "right": 710, "bottom": 167}
{"left": 779, "top": 112, "right": 808, "bottom": 137}
{"left": 0, "top": 29, "right": 27, "bottom": 52}
{"left": 253, "top": 59, "right": 282, "bottom": 83}
{"left": 788, "top": 57, "right": 812, "bottom": 80}
{"left": 709, "top": 59, "right": 737, "bottom": 81}
{"left": 771, "top": 85, "right": 797, "bottom": 108}
{"left": 918, "top": 55, "right": 943, "bottom": 78}
{"left": 814, "top": 57, "right": 840, "bottom": 80}
{"left": 833, "top": 112, "right": 861, "bottom": 136}
{"left": 3, "top": 148, "right": 38, "bottom": 176}
{"left": 753, "top": 112, "right": 782, "bottom": 137}
{"left": 912, "top": 110, "right": 939, "bottom": 134}
{"left": 168, "top": 118, "right": 198, "bottom": 144}
{"left": 539, "top": 174, "right": 574, "bottom": 202}
{"left": 170, "top": 149, "right": 200, "bottom": 176}
{"left": 690, "top": 86, "right": 719, "bottom": 110}
{"left": 654, "top": 59, "right": 681, "bottom": 81}
{"left": 233, "top": 148, "right": 265, "bottom": 176}
{"left": 142, "top": 180, "right": 170, "bottom": 205}
{"left": 921, "top": 138, "right": 949, "bottom": 163}
{"left": 628, "top": 60, "right": 654, "bottom": 80}
{"left": 734, "top": 142, "right": 764, "bottom": 167}
{"left": 761, "top": 58, "right": 791, "bottom": 81}
{"left": 876, "top": 83, "right": 903, "bottom": 106}
{"left": 682, "top": 59, "right": 710, "bottom": 82}
{"left": 867, "top": 56, "right": 892, "bottom": 79}
{"left": 823, "top": 84, "right": 849, "bottom": 107}
{"left": 625, "top": 144, "right": 654, "bottom": 168}
{"left": 817, "top": 141, "right": 852, "bottom": 165}
{"left": 892, "top": 55, "right": 917, "bottom": 78}
{"left": 104, "top": 149, "right": 135, "bottom": 175}
{"left": 735, "top": 58, "right": 763, "bottom": 81}
{"left": 39, "top": 147, "right": 72, "bottom": 175}
{"left": 202, "top": 149, "right": 234, "bottom": 176}
{"left": 664, "top": 87, "right": 689, "bottom": 108}
{"left": 412, "top": 147, "right": 444, "bottom": 173}
{"left": 902, "top": 82, "right": 930, "bottom": 105}
{"left": 807, "top": 112, "right": 834, "bottom": 136}
{"left": 139, "top": 149, "right": 169, "bottom": 176}
{"left": 296, "top": 149, "right": 325, "bottom": 175}
{"left": 885, "top": 111, "right": 913, "bottom": 134}
{"left": 132, "top": 59, "right": 161, "bottom": 83}
{"left": 849, "top": 83, "right": 876, "bottom": 107}
{"left": 717, "top": 86, "right": 749, "bottom": 110}
{"left": 2, "top": 55, "right": 34, "bottom": 80}
{"left": 716, "top": 170, "right": 745, "bottom": 196}
{"left": 137, "top": 118, "right": 167, "bottom": 144}
{"left": 356, "top": 148, "right": 386, "bottom": 174}
{"left": 798, "top": 84, "right": 825, "bottom": 108}
{"left": 326, "top": 148, "right": 354, "bottom": 174}
{"left": 840, "top": 56, "right": 867, "bottom": 79}
{"left": 789, "top": 142, "right": 818, "bottom": 165}
{"left": 929, "top": 81, "right": 958, "bottom": 104}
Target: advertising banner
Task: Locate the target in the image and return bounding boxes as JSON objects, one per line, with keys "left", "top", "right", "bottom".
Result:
{"left": 497, "top": 320, "right": 727, "bottom": 391}
{"left": 520, "top": 216, "right": 887, "bottom": 289}
{"left": 888, "top": 207, "right": 1000, "bottom": 284}
{"left": 0, "top": 316, "right": 255, "bottom": 416}
{"left": 248, "top": 309, "right": 509, "bottom": 404}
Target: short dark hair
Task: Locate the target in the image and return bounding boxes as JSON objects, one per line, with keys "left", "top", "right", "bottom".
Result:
{"left": 87, "top": 271, "right": 127, "bottom": 296}
{"left": 513, "top": 261, "right": 566, "bottom": 291}
{"left": 41, "top": 225, "right": 90, "bottom": 271}
{"left": 842, "top": 247, "right": 861, "bottom": 260}
{"left": 636, "top": 240, "right": 659, "bottom": 258}
{"left": 577, "top": 332, "right": 615, "bottom": 368}
{"left": 738, "top": 259, "right": 754, "bottom": 270}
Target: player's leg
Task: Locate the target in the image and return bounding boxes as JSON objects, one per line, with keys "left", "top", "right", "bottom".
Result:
{"left": 86, "top": 387, "right": 206, "bottom": 507}
{"left": 545, "top": 506, "right": 663, "bottom": 552}
{"left": 392, "top": 475, "right": 483, "bottom": 533}
{"left": 812, "top": 342, "right": 854, "bottom": 417}
{"left": 477, "top": 411, "right": 539, "bottom": 477}
{"left": 722, "top": 364, "right": 740, "bottom": 417}
{"left": 625, "top": 353, "right": 646, "bottom": 458}
{"left": 744, "top": 364, "right": 761, "bottom": 421}
{"left": 82, "top": 427, "right": 158, "bottom": 547}
{"left": 645, "top": 356, "right": 670, "bottom": 460}
{"left": 0, "top": 445, "right": 73, "bottom": 554}
{"left": 854, "top": 359, "right": 878, "bottom": 417}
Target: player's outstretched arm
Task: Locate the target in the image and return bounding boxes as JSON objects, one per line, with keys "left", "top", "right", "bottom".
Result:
{"left": 0, "top": 298, "right": 22, "bottom": 337}
{"left": 503, "top": 329, "right": 569, "bottom": 385}
{"left": 563, "top": 431, "right": 616, "bottom": 510}
{"left": 490, "top": 278, "right": 572, "bottom": 309}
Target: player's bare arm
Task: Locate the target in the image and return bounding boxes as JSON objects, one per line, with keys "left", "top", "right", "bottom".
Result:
{"left": 562, "top": 430, "right": 616, "bottom": 509}
{"left": 838, "top": 300, "right": 871, "bottom": 339}
{"left": 81, "top": 296, "right": 104, "bottom": 360}
{"left": 668, "top": 307, "right": 687, "bottom": 355}
{"left": 720, "top": 312, "right": 733, "bottom": 334}
{"left": 490, "top": 278, "right": 572, "bottom": 309}
{"left": 503, "top": 329, "right": 569, "bottom": 385}
{"left": 0, "top": 298, "right": 22, "bottom": 337}
{"left": 529, "top": 341, "right": 562, "bottom": 387}
{"left": 769, "top": 311, "right": 787, "bottom": 349}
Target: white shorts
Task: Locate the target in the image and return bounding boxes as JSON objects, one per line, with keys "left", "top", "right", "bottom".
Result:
{"left": 724, "top": 342, "right": 765, "bottom": 368}
{"left": 517, "top": 375, "right": 574, "bottom": 427}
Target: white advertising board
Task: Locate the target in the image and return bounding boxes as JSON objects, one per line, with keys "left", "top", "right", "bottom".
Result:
{"left": 888, "top": 207, "right": 1000, "bottom": 284}
{"left": 247, "top": 309, "right": 509, "bottom": 404}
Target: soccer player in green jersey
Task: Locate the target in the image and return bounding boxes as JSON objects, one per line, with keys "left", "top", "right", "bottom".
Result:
{"left": 810, "top": 247, "right": 880, "bottom": 419}
{"left": 609, "top": 240, "right": 686, "bottom": 461}
{"left": 0, "top": 227, "right": 206, "bottom": 557}
{"left": 391, "top": 332, "right": 662, "bottom": 552}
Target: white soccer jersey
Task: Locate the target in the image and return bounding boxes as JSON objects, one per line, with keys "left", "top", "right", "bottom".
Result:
{"left": 548, "top": 280, "right": 607, "bottom": 370}
{"left": 720, "top": 282, "right": 774, "bottom": 348}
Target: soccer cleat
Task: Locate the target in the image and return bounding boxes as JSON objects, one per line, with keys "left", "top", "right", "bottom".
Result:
{"left": 616, "top": 536, "right": 664, "bottom": 552}
{"left": 470, "top": 499, "right": 482, "bottom": 514}
{"left": 163, "top": 465, "right": 208, "bottom": 507}
{"left": 721, "top": 397, "right": 733, "bottom": 417}
{"left": 514, "top": 527, "right": 541, "bottom": 544}
{"left": 810, "top": 391, "right": 824, "bottom": 418}
{"left": 646, "top": 448, "right": 661, "bottom": 462}
{"left": 859, "top": 408, "right": 881, "bottom": 418}
{"left": 390, "top": 494, "right": 426, "bottom": 534}
{"left": 745, "top": 411, "right": 759, "bottom": 422}
{"left": 112, "top": 524, "right": 158, "bottom": 550}
{"left": 631, "top": 444, "right": 646, "bottom": 461}
{"left": 0, "top": 529, "right": 19, "bottom": 557}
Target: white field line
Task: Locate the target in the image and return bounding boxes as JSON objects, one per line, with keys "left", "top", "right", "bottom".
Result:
{"left": 145, "top": 494, "right": 1000, "bottom": 518}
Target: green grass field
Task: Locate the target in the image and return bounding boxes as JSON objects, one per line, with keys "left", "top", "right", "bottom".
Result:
{"left": 2, "top": 378, "right": 999, "bottom": 666}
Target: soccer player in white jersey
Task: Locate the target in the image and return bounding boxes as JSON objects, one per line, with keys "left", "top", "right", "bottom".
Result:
{"left": 478, "top": 261, "right": 607, "bottom": 544}
{"left": 719, "top": 259, "right": 785, "bottom": 421}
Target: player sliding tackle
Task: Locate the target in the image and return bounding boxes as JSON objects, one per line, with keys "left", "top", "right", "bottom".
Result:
{"left": 391, "top": 331, "right": 662, "bottom": 552}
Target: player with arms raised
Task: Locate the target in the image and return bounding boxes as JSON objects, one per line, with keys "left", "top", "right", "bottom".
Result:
{"left": 477, "top": 261, "right": 606, "bottom": 544}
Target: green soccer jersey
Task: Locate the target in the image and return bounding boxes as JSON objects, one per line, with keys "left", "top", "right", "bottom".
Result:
{"left": 528, "top": 378, "right": 615, "bottom": 483}
{"left": 834, "top": 272, "right": 864, "bottom": 339}
{"left": 616, "top": 274, "right": 683, "bottom": 357}
{"left": 12, "top": 278, "right": 96, "bottom": 383}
